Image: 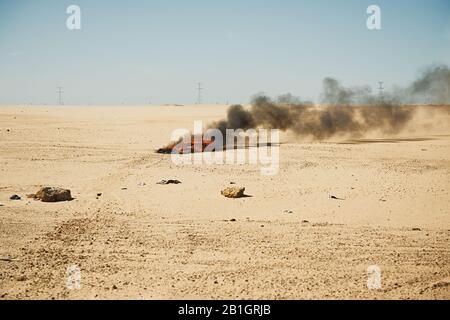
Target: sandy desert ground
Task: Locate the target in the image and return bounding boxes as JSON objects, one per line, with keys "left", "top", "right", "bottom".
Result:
{"left": 0, "top": 104, "right": 449, "bottom": 300}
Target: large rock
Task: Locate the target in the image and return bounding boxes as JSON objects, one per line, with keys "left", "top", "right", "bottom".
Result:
{"left": 33, "top": 187, "right": 72, "bottom": 202}
{"left": 221, "top": 186, "right": 245, "bottom": 199}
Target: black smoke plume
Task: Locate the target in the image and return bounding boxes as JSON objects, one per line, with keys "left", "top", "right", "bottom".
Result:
{"left": 409, "top": 65, "right": 450, "bottom": 104}
{"left": 209, "top": 65, "right": 450, "bottom": 140}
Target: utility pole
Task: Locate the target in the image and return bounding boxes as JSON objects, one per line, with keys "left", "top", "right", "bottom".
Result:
{"left": 57, "top": 86, "right": 64, "bottom": 105}
{"left": 197, "top": 82, "right": 203, "bottom": 104}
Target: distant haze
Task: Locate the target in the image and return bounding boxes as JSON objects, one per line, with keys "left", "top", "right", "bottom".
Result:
{"left": 0, "top": 0, "right": 449, "bottom": 105}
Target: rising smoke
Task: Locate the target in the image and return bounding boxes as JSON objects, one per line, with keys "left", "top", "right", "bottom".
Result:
{"left": 409, "top": 65, "right": 450, "bottom": 104}
{"left": 209, "top": 64, "right": 450, "bottom": 140}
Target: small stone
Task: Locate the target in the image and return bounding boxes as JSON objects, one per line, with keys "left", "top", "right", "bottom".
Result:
{"left": 112, "top": 285, "right": 118, "bottom": 290}
{"left": 221, "top": 186, "right": 245, "bottom": 198}
{"left": 412, "top": 228, "right": 421, "bottom": 231}
{"left": 230, "top": 219, "right": 237, "bottom": 222}
{"left": 283, "top": 210, "right": 293, "bottom": 214}
{"left": 157, "top": 180, "right": 181, "bottom": 185}
{"left": 10, "top": 195, "right": 21, "bottom": 200}
{"left": 97, "top": 193, "right": 102, "bottom": 197}
{"left": 16, "top": 275, "right": 27, "bottom": 282}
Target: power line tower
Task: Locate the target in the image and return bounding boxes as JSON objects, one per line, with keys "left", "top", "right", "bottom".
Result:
{"left": 197, "top": 82, "right": 203, "bottom": 104}
{"left": 378, "top": 81, "right": 384, "bottom": 96}
{"left": 57, "top": 86, "right": 64, "bottom": 105}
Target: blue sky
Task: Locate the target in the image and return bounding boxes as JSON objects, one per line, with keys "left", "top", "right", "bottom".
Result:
{"left": 0, "top": 0, "right": 449, "bottom": 105}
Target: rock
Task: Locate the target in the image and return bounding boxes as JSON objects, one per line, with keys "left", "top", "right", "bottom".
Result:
{"left": 221, "top": 186, "right": 245, "bottom": 199}
{"left": 97, "top": 193, "right": 102, "bottom": 197}
{"left": 16, "top": 275, "right": 27, "bottom": 282}
{"left": 0, "top": 202, "right": 3, "bottom": 207}
{"left": 138, "top": 182, "right": 146, "bottom": 187}
{"left": 32, "top": 187, "right": 72, "bottom": 202}
{"left": 412, "top": 228, "right": 421, "bottom": 231}
{"left": 157, "top": 179, "right": 181, "bottom": 185}
{"left": 230, "top": 219, "right": 237, "bottom": 222}
{"left": 10, "top": 195, "right": 21, "bottom": 200}
{"left": 0, "top": 256, "right": 13, "bottom": 262}
{"left": 283, "top": 210, "right": 293, "bottom": 214}
{"left": 330, "top": 195, "right": 345, "bottom": 200}
{"left": 156, "top": 148, "right": 172, "bottom": 154}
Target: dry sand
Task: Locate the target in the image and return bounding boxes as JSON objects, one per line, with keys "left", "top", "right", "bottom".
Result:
{"left": 0, "top": 105, "right": 449, "bottom": 299}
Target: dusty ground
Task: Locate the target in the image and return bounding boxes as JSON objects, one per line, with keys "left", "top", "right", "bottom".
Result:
{"left": 0, "top": 105, "right": 449, "bottom": 300}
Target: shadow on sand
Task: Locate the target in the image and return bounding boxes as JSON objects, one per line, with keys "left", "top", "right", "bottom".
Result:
{"left": 337, "top": 137, "right": 436, "bottom": 145}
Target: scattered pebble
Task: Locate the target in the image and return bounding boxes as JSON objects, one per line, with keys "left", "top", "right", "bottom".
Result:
{"left": 97, "top": 193, "right": 102, "bottom": 197}
{"left": 0, "top": 256, "right": 14, "bottom": 262}
{"left": 16, "top": 275, "right": 27, "bottom": 282}
{"left": 230, "top": 219, "right": 237, "bottom": 222}
{"left": 301, "top": 220, "right": 310, "bottom": 223}
{"left": 412, "top": 228, "right": 421, "bottom": 231}
{"left": 138, "top": 182, "right": 146, "bottom": 186}
{"left": 157, "top": 180, "right": 181, "bottom": 185}
{"left": 330, "top": 195, "right": 345, "bottom": 200}
{"left": 283, "top": 210, "right": 293, "bottom": 214}
{"left": 10, "top": 195, "right": 21, "bottom": 201}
